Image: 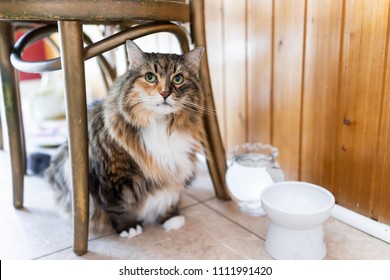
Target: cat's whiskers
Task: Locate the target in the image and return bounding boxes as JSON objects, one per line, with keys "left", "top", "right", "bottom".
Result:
{"left": 177, "top": 99, "right": 216, "bottom": 115}
{"left": 125, "top": 97, "right": 157, "bottom": 109}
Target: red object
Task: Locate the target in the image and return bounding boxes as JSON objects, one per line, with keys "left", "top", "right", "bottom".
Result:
{"left": 15, "top": 31, "right": 45, "bottom": 80}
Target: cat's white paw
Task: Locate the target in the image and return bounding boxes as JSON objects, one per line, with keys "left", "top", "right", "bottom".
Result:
{"left": 136, "top": 224, "right": 143, "bottom": 234}
{"left": 162, "top": 215, "right": 185, "bottom": 232}
{"left": 119, "top": 225, "right": 143, "bottom": 238}
{"left": 119, "top": 231, "right": 129, "bottom": 238}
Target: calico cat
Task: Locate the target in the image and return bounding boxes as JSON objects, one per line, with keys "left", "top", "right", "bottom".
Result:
{"left": 45, "top": 40, "right": 206, "bottom": 237}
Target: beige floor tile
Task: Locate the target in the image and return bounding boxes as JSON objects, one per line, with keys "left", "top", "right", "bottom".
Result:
{"left": 206, "top": 198, "right": 390, "bottom": 260}
{"left": 0, "top": 173, "right": 74, "bottom": 259}
{"left": 39, "top": 203, "right": 272, "bottom": 260}
{"left": 205, "top": 198, "right": 269, "bottom": 239}
{"left": 179, "top": 192, "right": 199, "bottom": 209}
{"left": 0, "top": 153, "right": 104, "bottom": 259}
{"left": 324, "top": 218, "right": 390, "bottom": 260}
{"left": 2, "top": 150, "right": 390, "bottom": 260}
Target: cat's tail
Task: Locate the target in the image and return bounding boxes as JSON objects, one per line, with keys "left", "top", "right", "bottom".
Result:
{"left": 44, "top": 144, "right": 112, "bottom": 233}
{"left": 44, "top": 143, "right": 73, "bottom": 218}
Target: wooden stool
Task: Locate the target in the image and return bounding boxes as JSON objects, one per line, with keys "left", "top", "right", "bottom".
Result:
{"left": 0, "top": 0, "right": 229, "bottom": 255}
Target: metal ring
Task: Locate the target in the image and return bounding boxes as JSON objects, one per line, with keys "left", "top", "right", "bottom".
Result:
{"left": 10, "top": 21, "right": 190, "bottom": 73}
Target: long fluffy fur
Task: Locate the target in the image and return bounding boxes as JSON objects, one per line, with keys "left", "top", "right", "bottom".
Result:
{"left": 45, "top": 41, "right": 206, "bottom": 233}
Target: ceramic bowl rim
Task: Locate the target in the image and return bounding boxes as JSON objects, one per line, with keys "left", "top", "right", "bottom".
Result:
{"left": 260, "top": 181, "right": 335, "bottom": 216}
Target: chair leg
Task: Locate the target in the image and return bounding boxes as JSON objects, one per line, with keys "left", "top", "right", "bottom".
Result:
{"left": 190, "top": 0, "right": 230, "bottom": 200}
{"left": 0, "top": 22, "right": 25, "bottom": 208}
{"left": 58, "top": 21, "right": 89, "bottom": 256}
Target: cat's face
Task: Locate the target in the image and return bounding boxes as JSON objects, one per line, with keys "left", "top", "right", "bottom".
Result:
{"left": 124, "top": 41, "right": 204, "bottom": 116}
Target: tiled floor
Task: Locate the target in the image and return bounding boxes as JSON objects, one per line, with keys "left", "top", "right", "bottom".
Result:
{"left": 1, "top": 151, "right": 390, "bottom": 260}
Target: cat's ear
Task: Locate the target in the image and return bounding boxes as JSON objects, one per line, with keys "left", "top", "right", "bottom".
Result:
{"left": 183, "top": 47, "right": 204, "bottom": 71}
{"left": 126, "top": 40, "right": 145, "bottom": 69}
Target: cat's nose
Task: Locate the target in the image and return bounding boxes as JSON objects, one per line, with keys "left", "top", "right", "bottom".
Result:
{"left": 159, "top": 91, "right": 172, "bottom": 100}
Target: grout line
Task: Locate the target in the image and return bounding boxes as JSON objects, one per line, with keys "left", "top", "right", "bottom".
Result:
{"left": 184, "top": 189, "right": 215, "bottom": 203}
{"left": 33, "top": 246, "right": 73, "bottom": 260}
{"left": 89, "top": 231, "right": 117, "bottom": 241}
{"left": 200, "top": 198, "right": 266, "bottom": 241}
{"left": 182, "top": 190, "right": 266, "bottom": 240}
{"left": 33, "top": 232, "right": 116, "bottom": 260}
{"left": 180, "top": 200, "right": 202, "bottom": 211}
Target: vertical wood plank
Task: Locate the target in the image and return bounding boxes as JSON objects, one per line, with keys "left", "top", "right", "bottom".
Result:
{"left": 202, "top": 0, "right": 390, "bottom": 225}
{"left": 223, "top": 0, "right": 247, "bottom": 150}
{"left": 247, "top": 0, "right": 273, "bottom": 144}
{"left": 334, "top": 0, "right": 390, "bottom": 216}
{"left": 376, "top": 13, "right": 390, "bottom": 224}
{"left": 204, "top": 0, "right": 227, "bottom": 148}
{"left": 300, "top": 0, "right": 343, "bottom": 191}
{"left": 272, "top": 0, "right": 306, "bottom": 180}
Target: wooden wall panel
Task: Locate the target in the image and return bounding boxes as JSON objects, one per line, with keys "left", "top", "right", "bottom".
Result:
{"left": 333, "top": 0, "right": 390, "bottom": 216}
{"left": 204, "top": 0, "right": 226, "bottom": 148}
{"left": 202, "top": 0, "right": 390, "bottom": 224}
{"left": 247, "top": 0, "right": 273, "bottom": 144}
{"left": 375, "top": 17, "right": 390, "bottom": 223}
{"left": 272, "top": 0, "right": 306, "bottom": 180}
{"left": 222, "top": 0, "right": 247, "bottom": 150}
{"left": 300, "top": 0, "right": 343, "bottom": 191}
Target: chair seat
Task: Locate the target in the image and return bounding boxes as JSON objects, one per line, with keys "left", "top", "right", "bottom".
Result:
{"left": 0, "top": 0, "right": 189, "bottom": 22}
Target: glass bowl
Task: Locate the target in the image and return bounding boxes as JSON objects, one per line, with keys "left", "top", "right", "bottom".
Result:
{"left": 225, "top": 143, "right": 284, "bottom": 215}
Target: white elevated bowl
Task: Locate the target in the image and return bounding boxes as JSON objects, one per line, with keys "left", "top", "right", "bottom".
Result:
{"left": 261, "top": 181, "right": 335, "bottom": 260}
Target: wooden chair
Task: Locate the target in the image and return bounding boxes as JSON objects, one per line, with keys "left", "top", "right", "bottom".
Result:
{"left": 0, "top": 0, "right": 229, "bottom": 255}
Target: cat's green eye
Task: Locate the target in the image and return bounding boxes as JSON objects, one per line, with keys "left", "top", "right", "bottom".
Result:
{"left": 145, "top": 72, "right": 157, "bottom": 83}
{"left": 172, "top": 74, "right": 184, "bottom": 85}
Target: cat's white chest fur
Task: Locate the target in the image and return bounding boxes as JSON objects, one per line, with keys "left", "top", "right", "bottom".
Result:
{"left": 141, "top": 117, "right": 197, "bottom": 181}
